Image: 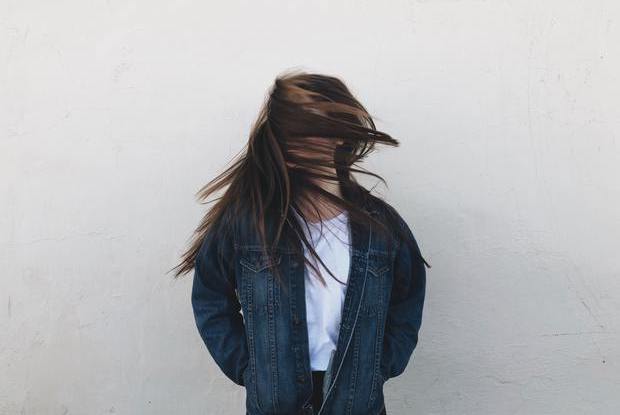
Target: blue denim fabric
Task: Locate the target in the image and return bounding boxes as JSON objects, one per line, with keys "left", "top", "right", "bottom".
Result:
{"left": 192, "top": 199, "right": 426, "bottom": 415}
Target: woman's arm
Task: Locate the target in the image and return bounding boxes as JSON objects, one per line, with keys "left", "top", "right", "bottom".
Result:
{"left": 191, "top": 229, "right": 249, "bottom": 386}
{"left": 380, "top": 218, "right": 427, "bottom": 381}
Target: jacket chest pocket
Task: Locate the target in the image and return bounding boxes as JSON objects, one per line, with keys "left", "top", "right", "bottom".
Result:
{"left": 240, "top": 253, "right": 282, "bottom": 273}
{"left": 361, "top": 252, "right": 391, "bottom": 317}
{"left": 239, "top": 252, "right": 282, "bottom": 314}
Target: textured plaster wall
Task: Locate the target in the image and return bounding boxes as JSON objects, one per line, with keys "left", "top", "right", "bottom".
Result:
{"left": 1, "top": 1, "right": 619, "bottom": 414}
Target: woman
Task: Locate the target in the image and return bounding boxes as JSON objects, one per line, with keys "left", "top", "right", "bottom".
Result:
{"left": 172, "top": 70, "right": 430, "bottom": 415}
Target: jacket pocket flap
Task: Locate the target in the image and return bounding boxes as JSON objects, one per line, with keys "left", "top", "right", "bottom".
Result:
{"left": 240, "top": 254, "right": 282, "bottom": 273}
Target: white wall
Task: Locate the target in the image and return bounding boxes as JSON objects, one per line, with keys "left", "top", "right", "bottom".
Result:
{"left": 2, "top": 1, "right": 619, "bottom": 414}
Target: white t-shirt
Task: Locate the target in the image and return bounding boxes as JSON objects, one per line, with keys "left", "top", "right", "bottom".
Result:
{"left": 296, "top": 209, "right": 351, "bottom": 371}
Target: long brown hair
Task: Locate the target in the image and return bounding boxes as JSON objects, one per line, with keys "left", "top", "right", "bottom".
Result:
{"left": 170, "top": 69, "right": 429, "bottom": 284}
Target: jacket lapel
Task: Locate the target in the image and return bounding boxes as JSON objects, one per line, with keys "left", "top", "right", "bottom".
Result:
{"left": 319, "top": 205, "right": 375, "bottom": 406}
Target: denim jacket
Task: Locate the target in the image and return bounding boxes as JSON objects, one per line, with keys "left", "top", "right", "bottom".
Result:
{"left": 191, "top": 198, "right": 427, "bottom": 415}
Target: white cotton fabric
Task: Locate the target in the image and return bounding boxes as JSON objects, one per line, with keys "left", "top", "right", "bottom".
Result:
{"left": 296, "top": 209, "right": 351, "bottom": 371}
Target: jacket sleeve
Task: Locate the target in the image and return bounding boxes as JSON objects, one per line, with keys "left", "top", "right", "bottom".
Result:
{"left": 380, "top": 218, "right": 427, "bottom": 381}
{"left": 191, "top": 229, "right": 249, "bottom": 386}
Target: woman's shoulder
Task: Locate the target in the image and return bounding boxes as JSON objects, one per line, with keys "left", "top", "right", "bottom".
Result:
{"left": 365, "top": 193, "right": 410, "bottom": 231}
{"left": 365, "top": 193, "right": 430, "bottom": 267}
